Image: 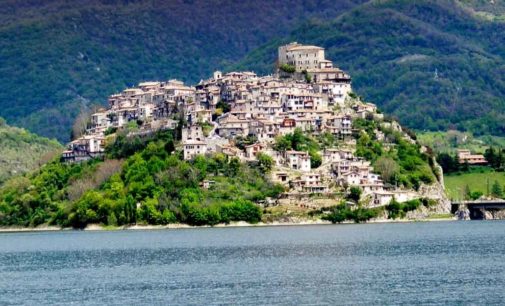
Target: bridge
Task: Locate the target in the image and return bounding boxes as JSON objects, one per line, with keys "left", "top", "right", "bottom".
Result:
{"left": 451, "top": 200, "right": 505, "bottom": 219}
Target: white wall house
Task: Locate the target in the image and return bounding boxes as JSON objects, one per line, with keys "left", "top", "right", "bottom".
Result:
{"left": 183, "top": 141, "right": 207, "bottom": 160}
{"left": 285, "top": 150, "right": 311, "bottom": 172}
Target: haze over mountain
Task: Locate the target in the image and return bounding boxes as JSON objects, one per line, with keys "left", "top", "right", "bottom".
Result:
{"left": 0, "top": 0, "right": 504, "bottom": 141}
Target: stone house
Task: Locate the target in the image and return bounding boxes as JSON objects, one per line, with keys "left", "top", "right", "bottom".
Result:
{"left": 278, "top": 42, "right": 325, "bottom": 72}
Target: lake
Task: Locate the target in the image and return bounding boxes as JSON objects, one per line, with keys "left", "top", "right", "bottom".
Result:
{"left": 1, "top": 221, "right": 504, "bottom": 305}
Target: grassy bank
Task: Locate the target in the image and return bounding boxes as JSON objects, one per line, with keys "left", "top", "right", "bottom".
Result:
{"left": 444, "top": 169, "right": 505, "bottom": 200}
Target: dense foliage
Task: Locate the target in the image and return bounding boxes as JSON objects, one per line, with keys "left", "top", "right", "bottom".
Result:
{"left": 0, "top": 130, "right": 284, "bottom": 228}
{"left": 0, "top": 0, "right": 365, "bottom": 141}
{"left": 279, "top": 64, "right": 296, "bottom": 73}
{"left": 386, "top": 198, "right": 436, "bottom": 219}
{"left": 321, "top": 203, "right": 382, "bottom": 223}
{"left": 0, "top": 118, "right": 62, "bottom": 184}
{"left": 273, "top": 128, "right": 322, "bottom": 168}
{"left": 233, "top": 0, "right": 505, "bottom": 137}
{"left": 353, "top": 118, "right": 436, "bottom": 190}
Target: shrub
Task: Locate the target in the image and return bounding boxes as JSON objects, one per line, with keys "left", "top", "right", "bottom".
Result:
{"left": 347, "top": 186, "right": 362, "bottom": 202}
{"left": 279, "top": 64, "right": 296, "bottom": 73}
{"left": 322, "top": 204, "right": 381, "bottom": 223}
{"left": 386, "top": 198, "right": 422, "bottom": 219}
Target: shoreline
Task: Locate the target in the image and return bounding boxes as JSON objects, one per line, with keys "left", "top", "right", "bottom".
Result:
{"left": 0, "top": 216, "right": 458, "bottom": 233}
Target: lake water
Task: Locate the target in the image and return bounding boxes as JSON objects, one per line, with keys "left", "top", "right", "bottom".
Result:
{"left": 1, "top": 221, "right": 505, "bottom": 305}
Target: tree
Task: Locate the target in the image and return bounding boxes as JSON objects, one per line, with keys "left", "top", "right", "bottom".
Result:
{"left": 291, "top": 128, "right": 305, "bottom": 150}
{"left": 491, "top": 180, "right": 503, "bottom": 198}
{"left": 323, "top": 204, "right": 350, "bottom": 223}
{"left": 464, "top": 184, "right": 472, "bottom": 200}
{"left": 125, "top": 194, "right": 137, "bottom": 224}
{"left": 107, "top": 213, "right": 118, "bottom": 226}
{"left": 495, "top": 151, "right": 504, "bottom": 170}
{"left": 374, "top": 157, "right": 399, "bottom": 183}
{"left": 386, "top": 198, "right": 403, "bottom": 219}
{"left": 484, "top": 147, "right": 504, "bottom": 170}
{"left": 235, "top": 135, "right": 257, "bottom": 150}
{"left": 470, "top": 191, "right": 483, "bottom": 201}
{"left": 71, "top": 108, "right": 92, "bottom": 140}
{"left": 485, "top": 147, "right": 496, "bottom": 166}
{"left": 226, "top": 157, "right": 241, "bottom": 177}
{"left": 273, "top": 135, "right": 291, "bottom": 152}
{"left": 347, "top": 186, "right": 362, "bottom": 202}
{"left": 216, "top": 101, "right": 231, "bottom": 113}
{"left": 437, "top": 153, "right": 459, "bottom": 174}
{"left": 279, "top": 64, "right": 296, "bottom": 73}
{"left": 257, "top": 152, "right": 274, "bottom": 173}
{"left": 309, "top": 150, "right": 322, "bottom": 169}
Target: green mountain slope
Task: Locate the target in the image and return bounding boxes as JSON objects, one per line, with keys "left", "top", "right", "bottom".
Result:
{"left": 233, "top": 0, "right": 505, "bottom": 136}
{"left": 0, "top": 118, "right": 62, "bottom": 184}
{"left": 0, "top": 0, "right": 365, "bottom": 141}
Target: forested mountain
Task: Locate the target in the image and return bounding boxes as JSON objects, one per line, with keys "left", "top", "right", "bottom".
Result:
{"left": 0, "top": 118, "right": 62, "bottom": 184}
{"left": 0, "top": 0, "right": 365, "bottom": 141}
{"left": 233, "top": 0, "right": 505, "bottom": 137}
{"left": 1, "top": 0, "right": 505, "bottom": 142}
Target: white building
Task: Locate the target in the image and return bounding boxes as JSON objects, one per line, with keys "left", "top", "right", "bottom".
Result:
{"left": 285, "top": 150, "right": 311, "bottom": 172}
{"left": 183, "top": 140, "right": 207, "bottom": 160}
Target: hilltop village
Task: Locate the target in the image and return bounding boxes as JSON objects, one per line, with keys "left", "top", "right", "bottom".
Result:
{"left": 62, "top": 43, "right": 444, "bottom": 209}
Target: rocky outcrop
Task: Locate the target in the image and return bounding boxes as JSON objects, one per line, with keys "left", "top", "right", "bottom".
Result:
{"left": 455, "top": 205, "right": 470, "bottom": 220}
{"left": 478, "top": 209, "right": 505, "bottom": 220}
{"left": 417, "top": 182, "right": 451, "bottom": 213}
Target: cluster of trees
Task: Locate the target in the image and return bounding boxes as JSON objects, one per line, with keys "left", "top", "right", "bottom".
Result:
{"left": 484, "top": 147, "right": 505, "bottom": 171}
{"left": 490, "top": 181, "right": 504, "bottom": 199}
{"left": 386, "top": 198, "right": 427, "bottom": 220}
{"left": 0, "top": 159, "right": 102, "bottom": 226}
{"left": 346, "top": 186, "right": 362, "bottom": 203}
{"left": 353, "top": 117, "right": 435, "bottom": 190}
{"left": 105, "top": 129, "right": 176, "bottom": 159}
{"left": 437, "top": 146, "right": 505, "bottom": 174}
{"left": 321, "top": 203, "right": 382, "bottom": 223}
{"left": 215, "top": 101, "right": 231, "bottom": 114}
{"left": 234, "top": 135, "right": 257, "bottom": 150}
{"left": 0, "top": 130, "right": 284, "bottom": 228}
{"left": 436, "top": 152, "right": 463, "bottom": 174}
{"left": 322, "top": 195, "right": 436, "bottom": 223}
{"left": 273, "top": 128, "right": 322, "bottom": 168}
{"left": 279, "top": 64, "right": 296, "bottom": 73}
